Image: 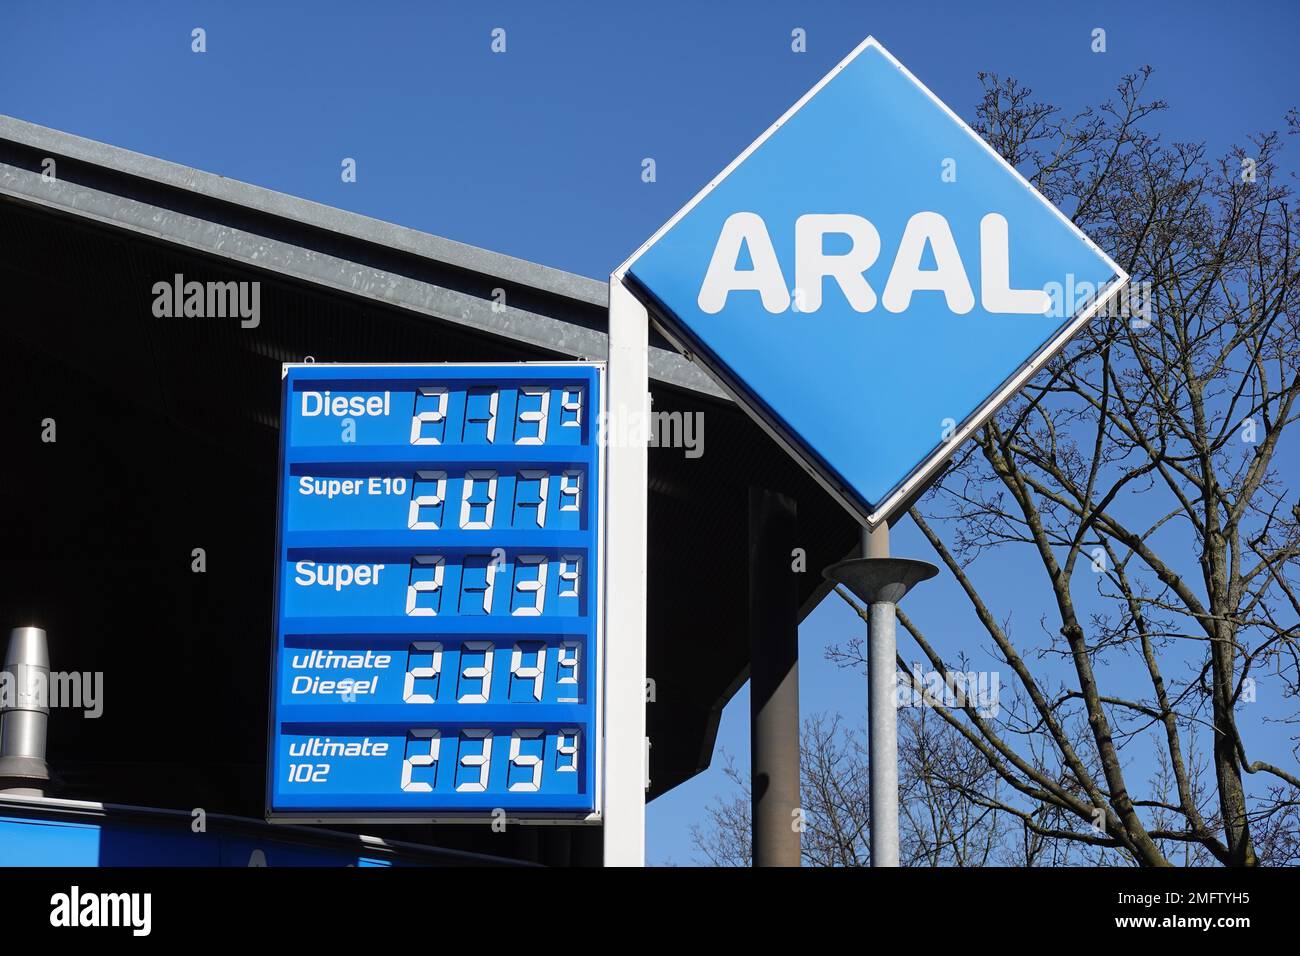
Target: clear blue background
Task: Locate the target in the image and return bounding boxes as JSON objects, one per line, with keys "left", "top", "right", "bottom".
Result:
{"left": 2, "top": 0, "right": 1296, "bottom": 864}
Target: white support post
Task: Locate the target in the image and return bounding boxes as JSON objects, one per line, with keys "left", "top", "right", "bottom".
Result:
{"left": 602, "top": 276, "right": 649, "bottom": 866}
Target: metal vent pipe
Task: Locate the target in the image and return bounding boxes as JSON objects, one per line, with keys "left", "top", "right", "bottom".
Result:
{"left": 0, "top": 626, "right": 51, "bottom": 796}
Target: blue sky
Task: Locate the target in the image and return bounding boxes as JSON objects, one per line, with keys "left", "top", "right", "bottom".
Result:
{"left": 3, "top": 1, "right": 1296, "bottom": 865}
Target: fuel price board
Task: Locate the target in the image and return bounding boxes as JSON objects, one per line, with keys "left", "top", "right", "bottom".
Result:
{"left": 267, "top": 363, "right": 604, "bottom": 822}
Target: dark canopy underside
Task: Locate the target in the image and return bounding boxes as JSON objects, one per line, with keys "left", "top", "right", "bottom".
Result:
{"left": 0, "top": 119, "right": 855, "bottom": 862}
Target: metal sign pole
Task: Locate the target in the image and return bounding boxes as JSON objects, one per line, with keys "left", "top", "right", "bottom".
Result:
{"left": 825, "top": 524, "right": 937, "bottom": 867}
{"left": 863, "top": 524, "right": 899, "bottom": 866}
{"left": 603, "top": 277, "right": 649, "bottom": 866}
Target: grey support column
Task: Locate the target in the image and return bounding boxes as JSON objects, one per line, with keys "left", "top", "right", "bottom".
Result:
{"left": 748, "top": 488, "right": 801, "bottom": 867}
{"left": 824, "top": 525, "right": 937, "bottom": 867}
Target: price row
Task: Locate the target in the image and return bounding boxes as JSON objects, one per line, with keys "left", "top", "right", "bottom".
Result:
{"left": 281, "top": 638, "right": 585, "bottom": 706}
{"left": 284, "top": 551, "right": 588, "bottom": 619}
{"left": 280, "top": 727, "right": 585, "bottom": 797}
{"left": 288, "top": 468, "right": 588, "bottom": 533}
{"left": 289, "top": 383, "right": 590, "bottom": 449}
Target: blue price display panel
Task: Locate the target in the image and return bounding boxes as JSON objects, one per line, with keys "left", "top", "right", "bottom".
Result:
{"left": 267, "top": 363, "right": 603, "bottom": 821}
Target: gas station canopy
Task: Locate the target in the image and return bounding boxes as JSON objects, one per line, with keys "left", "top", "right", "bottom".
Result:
{"left": 0, "top": 114, "right": 857, "bottom": 863}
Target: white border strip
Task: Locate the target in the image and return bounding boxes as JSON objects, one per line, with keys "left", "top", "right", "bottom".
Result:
{"left": 601, "top": 280, "right": 649, "bottom": 865}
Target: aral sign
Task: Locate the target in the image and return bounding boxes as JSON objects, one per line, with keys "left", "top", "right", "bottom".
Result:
{"left": 619, "top": 36, "right": 1127, "bottom": 527}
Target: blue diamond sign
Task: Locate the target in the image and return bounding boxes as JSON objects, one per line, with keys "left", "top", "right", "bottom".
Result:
{"left": 618, "top": 36, "right": 1127, "bottom": 526}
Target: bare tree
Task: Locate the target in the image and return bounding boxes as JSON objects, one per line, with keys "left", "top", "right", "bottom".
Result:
{"left": 690, "top": 715, "right": 868, "bottom": 867}
{"left": 695, "top": 68, "right": 1298, "bottom": 868}
{"left": 689, "top": 750, "right": 753, "bottom": 867}
{"left": 879, "top": 68, "right": 1300, "bottom": 866}
{"left": 798, "top": 713, "right": 871, "bottom": 866}
{"left": 690, "top": 710, "right": 1006, "bottom": 866}
{"left": 897, "top": 707, "right": 1010, "bottom": 866}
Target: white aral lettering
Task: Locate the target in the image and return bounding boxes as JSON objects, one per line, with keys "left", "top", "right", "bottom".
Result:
{"left": 696, "top": 211, "right": 1049, "bottom": 317}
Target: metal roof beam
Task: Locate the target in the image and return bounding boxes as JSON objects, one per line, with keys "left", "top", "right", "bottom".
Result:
{"left": 0, "top": 114, "right": 724, "bottom": 398}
